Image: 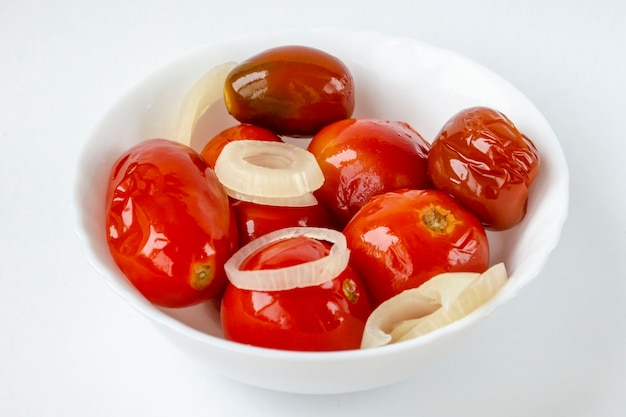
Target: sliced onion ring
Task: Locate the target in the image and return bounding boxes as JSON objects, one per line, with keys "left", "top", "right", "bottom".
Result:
{"left": 361, "top": 263, "right": 508, "bottom": 349}
{"left": 224, "top": 227, "right": 350, "bottom": 291}
{"left": 214, "top": 140, "right": 325, "bottom": 201}
{"left": 222, "top": 188, "right": 319, "bottom": 208}
{"left": 175, "top": 62, "right": 237, "bottom": 146}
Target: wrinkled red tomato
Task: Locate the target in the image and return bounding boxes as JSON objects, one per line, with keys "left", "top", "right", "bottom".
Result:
{"left": 220, "top": 235, "right": 373, "bottom": 351}
{"left": 308, "top": 119, "right": 431, "bottom": 227}
{"left": 428, "top": 106, "right": 540, "bottom": 230}
{"left": 199, "top": 123, "right": 282, "bottom": 168}
{"left": 224, "top": 45, "right": 355, "bottom": 137}
{"left": 343, "top": 189, "right": 490, "bottom": 306}
{"left": 231, "top": 199, "right": 337, "bottom": 246}
{"left": 105, "top": 138, "right": 238, "bottom": 308}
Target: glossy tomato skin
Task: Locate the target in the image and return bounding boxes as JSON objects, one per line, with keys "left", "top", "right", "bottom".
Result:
{"left": 427, "top": 106, "right": 540, "bottom": 230}
{"left": 221, "top": 236, "right": 373, "bottom": 351}
{"left": 231, "top": 199, "right": 338, "bottom": 246}
{"left": 105, "top": 138, "right": 238, "bottom": 308}
{"left": 224, "top": 45, "right": 355, "bottom": 137}
{"left": 343, "top": 189, "right": 490, "bottom": 306}
{"left": 199, "top": 123, "right": 282, "bottom": 168}
{"left": 308, "top": 119, "right": 432, "bottom": 228}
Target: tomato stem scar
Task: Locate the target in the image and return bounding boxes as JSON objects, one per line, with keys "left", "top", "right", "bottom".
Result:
{"left": 191, "top": 263, "right": 214, "bottom": 290}
{"left": 420, "top": 204, "right": 459, "bottom": 235}
{"left": 342, "top": 278, "right": 359, "bottom": 303}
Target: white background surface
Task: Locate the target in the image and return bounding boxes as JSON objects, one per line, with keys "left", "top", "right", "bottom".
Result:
{"left": 1, "top": 0, "right": 624, "bottom": 416}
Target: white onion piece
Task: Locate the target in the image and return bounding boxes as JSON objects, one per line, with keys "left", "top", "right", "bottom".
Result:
{"left": 361, "top": 263, "right": 508, "bottom": 349}
{"left": 214, "top": 140, "right": 325, "bottom": 201}
{"left": 175, "top": 62, "right": 237, "bottom": 146}
{"left": 223, "top": 188, "right": 319, "bottom": 208}
{"left": 224, "top": 227, "right": 350, "bottom": 291}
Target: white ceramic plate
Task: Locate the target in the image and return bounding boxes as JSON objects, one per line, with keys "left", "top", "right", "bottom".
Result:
{"left": 72, "top": 28, "right": 569, "bottom": 394}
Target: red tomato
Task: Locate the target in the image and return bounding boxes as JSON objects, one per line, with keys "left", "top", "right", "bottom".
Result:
{"left": 427, "top": 106, "right": 540, "bottom": 230}
{"left": 231, "top": 199, "right": 337, "bottom": 246}
{"left": 343, "top": 189, "right": 490, "bottom": 306}
{"left": 105, "top": 138, "right": 238, "bottom": 308}
{"left": 224, "top": 45, "right": 355, "bottom": 137}
{"left": 308, "top": 119, "right": 431, "bottom": 227}
{"left": 199, "top": 123, "right": 282, "bottom": 168}
{"left": 220, "top": 235, "right": 373, "bottom": 351}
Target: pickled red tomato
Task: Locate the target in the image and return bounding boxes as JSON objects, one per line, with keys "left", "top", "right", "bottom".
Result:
{"left": 308, "top": 119, "right": 431, "bottom": 227}
{"left": 200, "top": 123, "right": 282, "bottom": 168}
{"left": 221, "top": 234, "right": 373, "bottom": 351}
{"left": 344, "top": 189, "right": 490, "bottom": 306}
{"left": 231, "top": 199, "right": 337, "bottom": 246}
{"left": 427, "top": 106, "right": 540, "bottom": 230}
{"left": 105, "top": 139, "right": 238, "bottom": 308}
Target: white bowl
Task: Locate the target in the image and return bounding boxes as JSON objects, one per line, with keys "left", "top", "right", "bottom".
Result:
{"left": 72, "top": 28, "right": 569, "bottom": 394}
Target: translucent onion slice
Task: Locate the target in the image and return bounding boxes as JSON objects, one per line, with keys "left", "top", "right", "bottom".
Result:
{"left": 361, "top": 263, "right": 508, "bottom": 349}
{"left": 222, "top": 188, "right": 319, "bottom": 208}
{"left": 175, "top": 62, "right": 237, "bottom": 146}
{"left": 224, "top": 227, "right": 349, "bottom": 291}
{"left": 214, "top": 140, "right": 325, "bottom": 202}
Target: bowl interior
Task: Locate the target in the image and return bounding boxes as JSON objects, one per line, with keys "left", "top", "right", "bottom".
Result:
{"left": 72, "top": 29, "right": 569, "bottom": 393}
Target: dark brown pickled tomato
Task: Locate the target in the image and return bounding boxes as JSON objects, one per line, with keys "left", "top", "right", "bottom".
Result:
{"left": 224, "top": 45, "right": 355, "bottom": 137}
